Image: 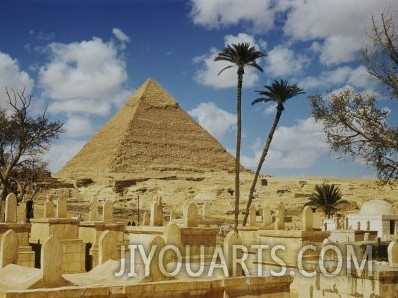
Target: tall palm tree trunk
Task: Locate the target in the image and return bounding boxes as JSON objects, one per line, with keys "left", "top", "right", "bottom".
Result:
{"left": 243, "top": 106, "right": 283, "bottom": 226}
{"left": 233, "top": 72, "right": 243, "bottom": 231}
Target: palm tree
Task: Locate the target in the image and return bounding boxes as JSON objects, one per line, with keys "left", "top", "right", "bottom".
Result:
{"left": 214, "top": 42, "right": 266, "bottom": 231}
{"left": 242, "top": 80, "right": 304, "bottom": 226}
{"left": 304, "top": 184, "right": 349, "bottom": 218}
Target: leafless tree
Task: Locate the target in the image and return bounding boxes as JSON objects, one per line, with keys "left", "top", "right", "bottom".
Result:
{"left": 0, "top": 88, "right": 63, "bottom": 200}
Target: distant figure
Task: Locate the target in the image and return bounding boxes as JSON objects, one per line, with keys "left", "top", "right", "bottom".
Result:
{"left": 26, "top": 198, "right": 34, "bottom": 223}
{"left": 127, "top": 221, "right": 132, "bottom": 226}
{"left": 132, "top": 220, "right": 136, "bottom": 226}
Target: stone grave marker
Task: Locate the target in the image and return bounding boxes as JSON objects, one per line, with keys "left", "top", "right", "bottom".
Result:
{"left": 98, "top": 230, "right": 117, "bottom": 265}
{"left": 303, "top": 206, "right": 313, "bottom": 231}
{"left": 163, "top": 222, "right": 182, "bottom": 264}
{"left": 0, "top": 230, "right": 18, "bottom": 268}
{"left": 150, "top": 197, "right": 164, "bottom": 226}
{"left": 102, "top": 198, "right": 113, "bottom": 223}
{"left": 262, "top": 205, "right": 271, "bottom": 227}
{"left": 388, "top": 241, "right": 398, "bottom": 268}
{"left": 89, "top": 197, "right": 99, "bottom": 221}
{"left": 41, "top": 236, "right": 63, "bottom": 286}
{"left": 248, "top": 205, "right": 257, "bottom": 227}
{"left": 184, "top": 201, "right": 198, "bottom": 228}
{"left": 56, "top": 197, "right": 67, "bottom": 218}
{"left": 223, "top": 231, "right": 244, "bottom": 277}
{"left": 202, "top": 201, "right": 211, "bottom": 219}
{"left": 5, "top": 193, "right": 17, "bottom": 223}
{"left": 142, "top": 212, "right": 150, "bottom": 226}
{"left": 44, "top": 195, "right": 55, "bottom": 218}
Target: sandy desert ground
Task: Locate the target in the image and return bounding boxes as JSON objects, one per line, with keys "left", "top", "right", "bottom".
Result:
{"left": 18, "top": 172, "right": 398, "bottom": 231}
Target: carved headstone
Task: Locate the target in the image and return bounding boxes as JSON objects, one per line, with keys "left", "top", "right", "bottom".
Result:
{"left": 388, "top": 241, "right": 398, "bottom": 268}
{"left": 56, "top": 197, "right": 67, "bottom": 218}
{"left": 136, "top": 235, "right": 168, "bottom": 282}
{"left": 102, "top": 199, "right": 113, "bottom": 223}
{"left": 275, "top": 218, "right": 285, "bottom": 230}
{"left": 142, "top": 212, "right": 150, "bottom": 226}
{"left": 248, "top": 205, "right": 257, "bottom": 227}
{"left": 184, "top": 201, "right": 198, "bottom": 228}
{"left": 41, "top": 236, "right": 63, "bottom": 286}
{"left": 202, "top": 201, "right": 211, "bottom": 219}
{"left": 0, "top": 230, "right": 18, "bottom": 268}
{"left": 44, "top": 195, "right": 55, "bottom": 218}
{"left": 98, "top": 230, "right": 117, "bottom": 265}
{"left": 5, "top": 193, "right": 17, "bottom": 223}
{"left": 262, "top": 205, "right": 271, "bottom": 227}
{"left": 303, "top": 206, "right": 313, "bottom": 231}
{"left": 163, "top": 222, "right": 182, "bottom": 263}
{"left": 223, "top": 231, "right": 244, "bottom": 277}
{"left": 89, "top": 197, "right": 99, "bottom": 221}
{"left": 150, "top": 197, "right": 164, "bottom": 226}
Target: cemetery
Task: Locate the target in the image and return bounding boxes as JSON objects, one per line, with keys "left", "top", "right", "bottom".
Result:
{"left": 0, "top": 80, "right": 397, "bottom": 297}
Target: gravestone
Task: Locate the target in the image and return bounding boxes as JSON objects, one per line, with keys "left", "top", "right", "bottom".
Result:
{"left": 0, "top": 201, "right": 4, "bottom": 222}
{"left": 223, "top": 231, "right": 244, "bottom": 277}
{"left": 303, "top": 206, "right": 313, "bottom": 231}
{"left": 41, "top": 236, "right": 63, "bottom": 286}
{"left": 278, "top": 201, "right": 285, "bottom": 220}
{"left": 98, "top": 230, "right": 117, "bottom": 265}
{"left": 275, "top": 218, "right": 285, "bottom": 230}
{"left": 150, "top": 197, "right": 164, "bottom": 226}
{"left": 388, "top": 241, "right": 398, "bottom": 268}
{"left": 275, "top": 202, "right": 285, "bottom": 230}
{"left": 5, "top": 193, "right": 17, "bottom": 223}
{"left": 102, "top": 199, "right": 113, "bottom": 223}
{"left": 248, "top": 205, "right": 257, "bottom": 227}
{"left": 44, "top": 195, "right": 55, "bottom": 218}
{"left": 89, "top": 197, "right": 99, "bottom": 221}
{"left": 163, "top": 222, "right": 182, "bottom": 264}
{"left": 56, "top": 197, "right": 67, "bottom": 218}
{"left": 0, "top": 230, "right": 18, "bottom": 268}
{"left": 262, "top": 205, "right": 271, "bottom": 227}
{"left": 184, "top": 201, "right": 198, "bottom": 228}
{"left": 321, "top": 238, "right": 335, "bottom": 261}
{"left": 137, "top": 235, "right": 168, "bottom": 282}
{"left": 202, "top": 201, "right": 211, "bottom": 219}
{"left": 142, "top": 212, "right": 150, "bottom": 226}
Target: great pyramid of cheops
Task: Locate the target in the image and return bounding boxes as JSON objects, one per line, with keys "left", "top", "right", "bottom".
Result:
{"left": 57, "top": 78, "right": 240, "bottom": 178}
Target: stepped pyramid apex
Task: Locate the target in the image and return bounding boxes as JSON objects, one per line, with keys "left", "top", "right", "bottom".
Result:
{"left": 57, "top": 78, "right": 239, "bottom": 179}
{"left": 129, "top": 78, "right": 179, "bottom": 108}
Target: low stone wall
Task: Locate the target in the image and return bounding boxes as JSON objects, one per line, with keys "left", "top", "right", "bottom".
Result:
{"left": 0, "top": 275, "right": 293, "bottom": 298}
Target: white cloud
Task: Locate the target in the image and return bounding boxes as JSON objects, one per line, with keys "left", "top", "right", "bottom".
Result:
{"left": 263, "top": 103, "right": 277, "bottom": 115}
{"left": 0, "top": 52, "right": 34, "bottom": 106}
{"left": 265, "top": 45, "right": 309, "bottom": 77}
{"left": 300, "top": 65, "right": 372, "bottom": 90}
{"left": 313, "top": 35, "right": 362, "bottom": 66}
{"left": 194, "top": 33, "right": 265, "bottom": 88}
{"left": 283, "top": 0, "right": 397, "bottom": 41}
{"left": 283, "top": 1, "right": 398, "bottom": 65}
{"left": 112, "top": 27, "right": 130, "bottom": 43}
{"left": 189, "top": 101, "right": 236, "bottom": 139}
{"left": 39, "top": 36, "right": 130, "bottom": 115}
{"left": 190, "top": 0, "right": 276, "bottom": 32}
{"left": 44, "top": 139, "right": 86, "bottom": 172}
{"left": 64, "top": 116, "right": 95, "bottom": 137}
{"left": 241, "top": 117, "right": 329, "bottom": 170}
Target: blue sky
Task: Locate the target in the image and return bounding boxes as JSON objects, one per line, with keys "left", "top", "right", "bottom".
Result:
{"left": 0, "top": 0, "right": 397, "bottom": 178}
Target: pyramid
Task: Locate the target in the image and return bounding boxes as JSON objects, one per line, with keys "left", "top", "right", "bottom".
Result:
{"left": 57, "top": 79, "right": 239, "bottom": 178}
